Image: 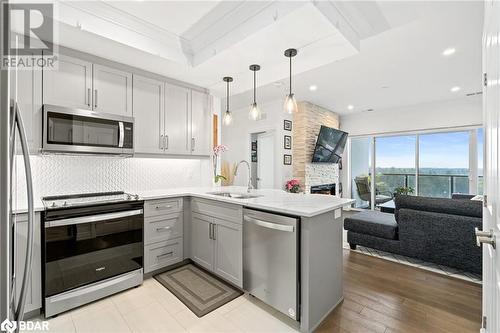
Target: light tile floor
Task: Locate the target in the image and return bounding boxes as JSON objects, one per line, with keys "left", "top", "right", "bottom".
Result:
{"left": 30, "top": 278, "right": 301, "bottom": 333}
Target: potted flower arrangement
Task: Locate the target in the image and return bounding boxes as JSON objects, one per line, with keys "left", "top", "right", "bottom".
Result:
{"left": 285, "top": 179, "right": 301, "bottom": 193}
{"left": 213, "top": 144, "right": 228, "bottom": 184}
{"left": 393, "top": 186, "right": 414, "bottom": 197}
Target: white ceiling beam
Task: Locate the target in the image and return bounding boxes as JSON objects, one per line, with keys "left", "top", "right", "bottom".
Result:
{"left": 312, "top": 0, "right": 360, "bottom": 51}
{"left": 184, "top": 1, "right": 307, "bottom": 67}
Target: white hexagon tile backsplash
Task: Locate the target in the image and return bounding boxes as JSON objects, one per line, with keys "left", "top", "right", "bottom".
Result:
{"left": 14, "top": 155, "right": 212, "bottom": 199}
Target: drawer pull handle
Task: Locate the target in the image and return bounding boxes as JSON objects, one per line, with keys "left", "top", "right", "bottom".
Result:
{"left": 157, "top": 251, "right": 173, "bottom": 259}
{"left": 156, "top": 226, "right": 172, "bottom": 232}
{"left": 155, "top": 205, "right": 173, "bottom": 210}
{"left": 95, "top": 266, "right": 106, "bottom": 272}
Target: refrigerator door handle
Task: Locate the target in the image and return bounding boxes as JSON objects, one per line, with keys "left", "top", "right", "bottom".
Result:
{"left": 11, "top": 102, "right": 34, "bottom": 322}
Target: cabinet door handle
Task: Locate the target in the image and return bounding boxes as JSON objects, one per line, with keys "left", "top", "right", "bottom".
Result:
{"left": 208, "top": 223, "right": 213, "bottom": 240}
{"left": 94, "top": 89, "right": 98, "bottom": 108}
{"left": 87, "top": 88, "right": 91, "bottom": 107}
{"left": 213, "top": 224, "right": 216, "bottom": 240}
{"left": 156, "top": 226, "right": 172, "bottom": 232}
{"left": 160, "top": 134, "right": 164, "bottom": 150}
{"left": 191, "top": 138, "right": 195, "bottom": 151}
{"left": 165, "top": 135, "right": 169, "bottom": 150}
{"left": 155, "top": 205, "right": 172, "bottom": 210}
{"left": 157, "top": 251, "right": 173, "bottom": 259}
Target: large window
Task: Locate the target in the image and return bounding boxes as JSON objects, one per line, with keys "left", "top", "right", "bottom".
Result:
{"left": 349, "top": 128, "right": 483, "bottom": 209}
{"left": 418, "top": 131, "right": 469, "bottom": 198}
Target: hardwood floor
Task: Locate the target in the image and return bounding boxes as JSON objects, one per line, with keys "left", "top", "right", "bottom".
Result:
{"left": 316, "top": 250, "right": 482, "bottom": 333}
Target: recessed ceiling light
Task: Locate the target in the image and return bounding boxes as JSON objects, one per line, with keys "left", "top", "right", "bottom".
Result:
{"left": 442, "top": 48, "right": 456, "bottom": 56}
{"left": 309, "top": 85, "right": 317, "bottom": 91}
{"left": 450, "top": 86, "right": 461, "bottom": 92}
{"left": 381, "top": 86, "right": 389, "bottom": 89}
{"left": 347, "top": 105, "right": 354, "bottom": 110}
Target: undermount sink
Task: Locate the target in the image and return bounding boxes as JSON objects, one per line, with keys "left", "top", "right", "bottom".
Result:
{"left": 207, "top": 192, "right": 262, "bottom": 199}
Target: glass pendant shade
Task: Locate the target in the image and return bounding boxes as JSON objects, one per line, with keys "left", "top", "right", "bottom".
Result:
{"left": 284, "top": 93, "right": 298, "bottom": 114}
{"left": 249, "top": 102, "right": 260, "bottom": 120}
{"left": 223, "top": 110, "right": 233, "bottom": 125}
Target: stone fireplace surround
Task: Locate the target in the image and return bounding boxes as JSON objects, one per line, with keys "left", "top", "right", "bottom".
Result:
{"left": 292, "top": 101, "right": 341, "bottom": 194}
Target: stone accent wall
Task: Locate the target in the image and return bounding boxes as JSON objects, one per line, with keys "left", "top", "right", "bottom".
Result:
{"left": 292, "top": 101, "right": 340, "bottom": 193}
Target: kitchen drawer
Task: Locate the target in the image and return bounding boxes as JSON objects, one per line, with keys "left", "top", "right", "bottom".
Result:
{"left": 144, "top": 198, "right": 183, "bottom": 217}
{"left": 191, "top": 198, "right": 242, "bottom": 224}
{"left": 144, "top": 238, "right": 183, "bottom": 273}
{"left": 145, "top": 213, "right": 183, "bottom": 245}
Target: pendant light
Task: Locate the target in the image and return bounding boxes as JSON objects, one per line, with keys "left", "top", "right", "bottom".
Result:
{"left": 222, "top": 76, "right": 233, "bottom": 126}
{"left": 249, "top": 64, "right": 261, "bottom": 120}
{"left": 284, "top": 48, "right": 298, "bottom": 114}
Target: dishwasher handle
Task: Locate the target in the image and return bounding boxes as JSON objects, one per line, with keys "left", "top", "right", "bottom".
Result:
{"left": 244, "top": 216, "right": 295, "bottom": 233}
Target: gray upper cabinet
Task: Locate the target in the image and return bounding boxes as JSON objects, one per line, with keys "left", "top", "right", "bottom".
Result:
{"left": 213, "top": 218, "right": 243, "bottom": 287}
{"left": 164, "top": 83, "right": 191, "bottom": 155}
{"left": 191, "top": 90, "right": 212, "bottom": 156}
{"left": 93, "top": 64, "right": 132, "bottom": 116}
{"left": 133, "top": 75, "right": 164, "bottom": 154}
{"left": 43, "top": 54, "right": 92, "bottom": 110}
{"left": 15, "top": 213, "right": 42, "bottom": 314}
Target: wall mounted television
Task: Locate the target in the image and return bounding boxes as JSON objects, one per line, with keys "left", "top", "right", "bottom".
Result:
{"left": 311, "top": 126, "right": 348, "bottom": 163}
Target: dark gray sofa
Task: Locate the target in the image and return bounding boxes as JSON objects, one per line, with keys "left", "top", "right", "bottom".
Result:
{"left": 344, "top": 195, "right": 482, "bottom": 275}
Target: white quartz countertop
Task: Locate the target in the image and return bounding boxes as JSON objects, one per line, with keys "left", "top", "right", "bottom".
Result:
{"left": 12, "top": 186, "right": 354, "bottom": 217}
{"left": 133, "top": 186, "right": 354, "bottom": 217}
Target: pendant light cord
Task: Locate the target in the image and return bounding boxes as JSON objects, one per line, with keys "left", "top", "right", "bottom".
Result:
{"left": 253, "top": 70, "right": 256, "bottom": 104}
{"left": 289, "top": 55, "right": 292, "bottom": 95}
{"left": 226, "top": 80, "right": 229, "bottom": 111}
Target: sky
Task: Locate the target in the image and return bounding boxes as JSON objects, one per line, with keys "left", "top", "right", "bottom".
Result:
{"left": 373, "top": 130, "right": 483, "bottom": 169}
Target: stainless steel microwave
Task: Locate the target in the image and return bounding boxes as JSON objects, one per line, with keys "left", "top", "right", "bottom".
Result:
{"left": 42, "top": 105, "right": 134, "bottom": 155}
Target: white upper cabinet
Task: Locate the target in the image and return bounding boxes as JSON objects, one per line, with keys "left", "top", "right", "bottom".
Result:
{"left": 133, "top": 75, "right": 164, "bottom": 154}
{"left": 190, "top": 90, "right": 212, "bottom": 156}
{"left": 164, "top": 83, "right": 191, "bottom": 155}
{"left": 11, "top": 54, "right": 42, "bottom": 153}
{"left": 43, "top": 54, "right": 92, "bottom": 110}
{"left": 92, "top": 64, "right": 132, "bottom": 116}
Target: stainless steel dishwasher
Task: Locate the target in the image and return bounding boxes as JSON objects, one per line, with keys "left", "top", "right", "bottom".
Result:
{"left": 243, "top": 208, "right": 300, "bottom": 321}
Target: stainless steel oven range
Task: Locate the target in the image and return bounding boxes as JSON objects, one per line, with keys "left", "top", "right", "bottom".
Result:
{"left": 41, "top": 192, "right": 143, "bottom": 317}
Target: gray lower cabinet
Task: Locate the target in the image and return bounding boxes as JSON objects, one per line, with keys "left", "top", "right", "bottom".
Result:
{"left": 143, "top": 198, "right": 184, "bottom": 273}
{"left": 190, "top": 199, "right": 243, "bottom": 287}
{"left": 14, "top": 213, "right": 42, "bottom": 314}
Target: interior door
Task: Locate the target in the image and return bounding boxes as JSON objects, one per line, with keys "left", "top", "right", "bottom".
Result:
{"left": 164, "top": 83, "right": 190, "bottom": 154}
{"left": 92, "top": 64, "right": 132, "bottom": 116}
{"left": 43, "top": 54, "right": 92, "bottom": 110}
{"left": 133, "top": 75, "right": 164, "bottom": 154}
{"left": 482, "top": 1, "right": 500, "bottom": 332}
{"left": 190, "top": 213, "right": 213, "bottom": 272}
{"left": 257, "top": 131, "right": 275, "bottom": 189}
{"left": 191, "top": 90, "right": 211, "bottom": 156}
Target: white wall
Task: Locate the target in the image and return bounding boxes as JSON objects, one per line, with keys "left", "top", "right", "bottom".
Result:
{"left": 340, "top": 96, "right": 482, "bottom": 136}
{"left": 221, "top": 99, "right": 292, "bottom": 189}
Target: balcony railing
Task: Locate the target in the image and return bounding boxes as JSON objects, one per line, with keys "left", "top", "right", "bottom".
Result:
{"left": 376, "top": 173, "right": 483, "bottom": 198}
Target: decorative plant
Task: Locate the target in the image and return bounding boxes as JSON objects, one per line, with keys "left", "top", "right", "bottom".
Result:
{"left": 285, "top": 179, "right": 301, "bottom": 193}
{"left": 213, "top": 144, "right": 228, "bottom": 184}
{"left": 394, "top": 186, "right": 415, "bottom": 196}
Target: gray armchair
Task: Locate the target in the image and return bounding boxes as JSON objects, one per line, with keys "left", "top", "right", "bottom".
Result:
{"left": 354, "top": 176, "right": 392, "bottom": 207}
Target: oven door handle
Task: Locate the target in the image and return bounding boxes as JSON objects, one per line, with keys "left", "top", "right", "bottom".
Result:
{"left": 45, "top": 209, "right": 143, "bottom": 228}
{"left": 118, "top": 121, "right": 124, "bottom": 148}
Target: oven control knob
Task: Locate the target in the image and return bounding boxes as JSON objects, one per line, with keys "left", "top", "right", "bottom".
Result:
{"left": 126, "top": 194, "right": 132, "bottom": 200}
{"left": 51, "top": 202, "right": 57, "bottom": 208}
{"left": 133, "top": 194, "right": 139, "bottom": 200}
{"left": 63, "top": 201, "right": 68, "bottom": 207}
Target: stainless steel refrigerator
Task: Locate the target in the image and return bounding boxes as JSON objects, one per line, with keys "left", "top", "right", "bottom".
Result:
{"left": 1, "top": 0, "right": 36, "bottom": 327}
